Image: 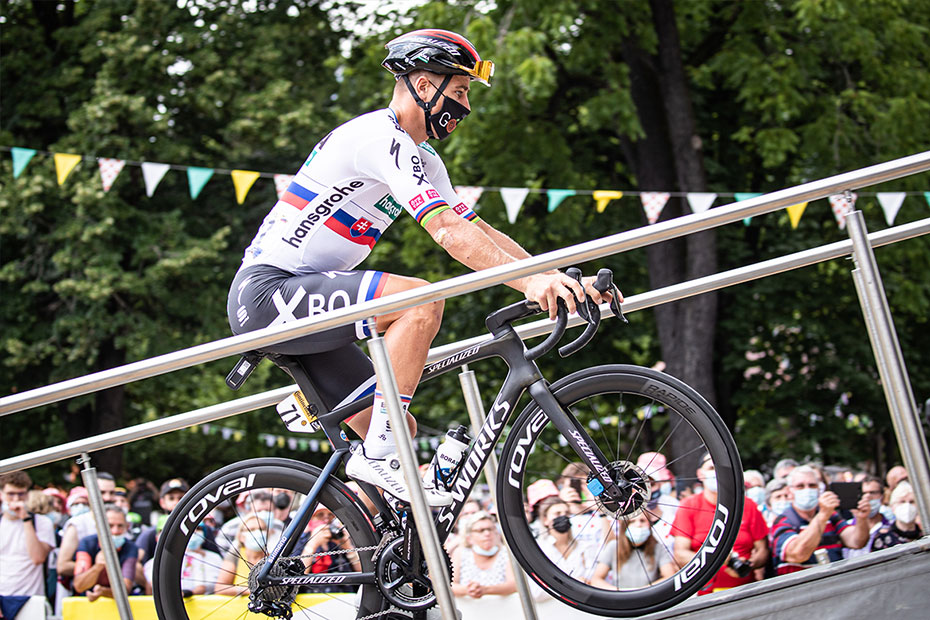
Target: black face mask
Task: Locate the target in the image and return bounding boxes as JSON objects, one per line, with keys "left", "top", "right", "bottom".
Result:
{"left": 403, "top": 74, "right": 470, "bottom": 141}
{"left": 551, "top": 515, "right": 572, "bottom": 534}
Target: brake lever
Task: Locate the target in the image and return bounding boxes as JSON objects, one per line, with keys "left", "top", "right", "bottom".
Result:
{"left": 558, "top": 268, "right": 602, "bottom": 358}
{"left": 594, "top": 268, "right": 628, "bottom": 324}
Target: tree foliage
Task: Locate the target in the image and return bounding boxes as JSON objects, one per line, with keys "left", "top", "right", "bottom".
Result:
{"left": 2, "top": 0, "right": 930, "bottom": 486}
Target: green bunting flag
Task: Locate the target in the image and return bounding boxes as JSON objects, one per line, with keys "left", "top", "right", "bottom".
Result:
{"left": 187, "top": 167, "right": 215, "bottom": 200}
{"left": 547, "top": 189, "right": 576, "bottom": 212}
{"left": 735, "top": 192, "right": 763, "bottom": 226}
{"left": 924, "top": 192, "right": 930, "bottom": 207}
{"left": 11, "top": 147, "right": 36, "bottom": 178}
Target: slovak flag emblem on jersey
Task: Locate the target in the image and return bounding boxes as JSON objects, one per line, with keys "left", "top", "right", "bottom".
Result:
{"left": 324, "top": 209, "right": 382, "bottom": 249}
{"left": 351, "top": 218, "right": 373, "bottom": 236}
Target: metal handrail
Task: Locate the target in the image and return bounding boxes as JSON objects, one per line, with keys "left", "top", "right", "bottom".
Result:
{"left": 2, "top": 216, "right": 928, "bottom": 475}
{"left": 1, "top": 150, "right": 929, "bottom": 418}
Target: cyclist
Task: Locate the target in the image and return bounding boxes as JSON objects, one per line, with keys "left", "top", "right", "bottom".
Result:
{"left": 227, "top": 28, "right": 617, "bottom": 507}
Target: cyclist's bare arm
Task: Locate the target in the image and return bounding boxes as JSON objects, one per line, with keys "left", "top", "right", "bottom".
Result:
{"left": 425, "top": 210, "right": 620, "bottom": 318}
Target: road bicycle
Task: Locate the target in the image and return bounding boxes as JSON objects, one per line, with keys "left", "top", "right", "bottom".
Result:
{"left": 153, "top": 268, "right": 744, "bottom": 619}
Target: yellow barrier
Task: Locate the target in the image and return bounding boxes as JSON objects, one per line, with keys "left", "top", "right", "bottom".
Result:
{"left": 62, "top": 593, "right": 357, "bottom": 619}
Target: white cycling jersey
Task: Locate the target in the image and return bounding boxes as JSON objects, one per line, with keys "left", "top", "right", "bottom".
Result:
{"left": 240, "top": 108, "right": 480, "bottom": 273}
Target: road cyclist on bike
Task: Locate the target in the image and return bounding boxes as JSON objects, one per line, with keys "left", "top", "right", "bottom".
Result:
{"left": 227, "top": 29, "right": 619, "bottom": 508}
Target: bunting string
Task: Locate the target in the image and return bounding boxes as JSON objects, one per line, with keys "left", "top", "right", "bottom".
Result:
{"left": 4, "top": 146, "right": 929, "bottom": 228}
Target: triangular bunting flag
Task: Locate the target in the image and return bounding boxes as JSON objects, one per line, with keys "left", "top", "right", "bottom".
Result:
{"left": 735, "top": 193, "right": 763, "bottom": 225}
{"left": 11, "top": 147, "right": 36, "bottom": 178}
{"left": 500, "top": 187, "right": 530, "bottom": 223}
{"left": 876, "top": 192, "right": 906, "bottom": 226}
{"left": 231, "top": 169, "right": 261, "bottom": 204}
{"left": 686, "top": 192, "right": 717, "bottom": 214}
{"left": 547, "top": 189, "right": 576, "bottom": 212}
{"left": 455, "top": 186, "right": 484, "bottom": 210}
{"left": 141, "top": 162, "right": 171, "bottom": 197}
{"left": 97, "top": 158, "right": 126, "bottom": 192}
{"left": 593, "top": 190, "right": 623, "bottom": 213}
{"left": 828, "top": 193, "right": 857, "bottom": 230}
{"left": 641, "top": 192, "right": 670, "bottom": 224}
{"left": 187, "top": 166, "right": 214, "bottom": 200}
{"left": 54, "top": 153, "right": 82, "bottom": 185}
{"left": 924, "top": 192, "right": 930, "bottom": 208}
{"left": 786, "top": 202, "right": 808, "bottom": 229}
{"left": 274, "top": 174, "right": 294, "bottom": 200}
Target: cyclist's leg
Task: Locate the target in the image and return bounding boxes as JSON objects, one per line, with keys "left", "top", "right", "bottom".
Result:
{"left": 344, "top": 273, "right": 442, "bottom": 441}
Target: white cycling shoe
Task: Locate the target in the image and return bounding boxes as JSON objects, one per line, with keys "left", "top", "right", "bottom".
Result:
{"left": 346, "top": 445, "right": 454, "bottom": 507}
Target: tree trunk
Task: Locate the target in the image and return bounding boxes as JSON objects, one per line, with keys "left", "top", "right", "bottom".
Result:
{"left": 621, "top": 0, "right": 720, "bottom": 482}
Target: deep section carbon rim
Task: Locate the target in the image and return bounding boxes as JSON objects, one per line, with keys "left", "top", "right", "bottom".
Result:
{"left": 497, "top": 365, "right": 743, "bottom": 616}
{"left": 153, "top": 458, "right": 383, "bottom": 620}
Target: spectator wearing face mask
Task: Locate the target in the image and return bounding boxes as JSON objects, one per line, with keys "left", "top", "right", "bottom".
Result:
{"left": 763, "top": 478, "right": 790, "bottom": 527}
{"left": 843, "top": 476, "right": 890, "bottom": 559}
{"left": 136, "top": 478, "right": 190, "bottom": 563}
{"left": 769, "top": 465, "right": 870, "bottom": 574}
{"left": 637, "top": 452, "right": 679, "bottom": 547}
{"left": 591, "top": 512, "right": 675, "bottom": 589}
{"left": 72, "top": 506, "right": 139, "bottom": 602}
{"left": 672, "top": 453, "right": 769, "bottom": 594}
{"left": 451, "top": 512, "right": 516, "bottom": 601}
{"left": 215, "top": 513, "right": 283, "bottom": 597}
{"left": 143, "top": 516, "right": 221, "bottom": 596}
{"left": 0, "top": 471, "right": 56, "bottom": 599}
{"left": 871, "top": 481, "right": 922, "bottom": 552}
{"left": 534, "top": 497, "right": 598, "bottom": 583}
{"left": 58, "top": 473, "right": 119, "bottom": 584}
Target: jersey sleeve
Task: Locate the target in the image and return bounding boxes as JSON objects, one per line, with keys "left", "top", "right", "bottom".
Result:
{"left": 419, "top": 143, "right": 482, "bottom": 223}
{"left": 354, "top": 132, "right": 452, "bottom": 228}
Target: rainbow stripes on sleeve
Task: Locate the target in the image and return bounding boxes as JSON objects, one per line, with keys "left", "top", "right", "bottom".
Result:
{"left": 414, "top": 199, "right": 451, "bottom": 226}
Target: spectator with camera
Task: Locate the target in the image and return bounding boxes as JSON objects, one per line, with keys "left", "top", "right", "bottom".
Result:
{"left": 0, "top": 471, "right": 56, "bottom": 598}
{"left": 843, "top": 476, "right": 890, "bottom": 559}
{"left": 672, "top": 453, "right": 769, "bottom": 594}
{"left": 769, "top": 465, "right": 870, "bottom": 574}
{"left": 296, "top": 505, "right": 360, "bottom": 593}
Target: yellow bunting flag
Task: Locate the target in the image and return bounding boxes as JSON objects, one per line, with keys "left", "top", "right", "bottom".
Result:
{"left": 54, "top": 153, "right": 83, "bottom": 185}
{"left": 231, "top": 169, "right": 261, "bottom": 204}
{"left": 786, "top": 202, "right": 808, "bottom": 229}
{"left": 593, "top": 190, "right": 623, "bottom": 213}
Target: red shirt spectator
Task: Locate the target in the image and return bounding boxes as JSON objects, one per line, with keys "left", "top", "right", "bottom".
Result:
{"left": 671, "top": 453, "right": 769, "bottom": 594}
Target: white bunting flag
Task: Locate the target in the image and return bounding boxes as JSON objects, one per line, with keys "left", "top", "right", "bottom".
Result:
{"left": 641, "top": 192, "right": 670, "bottom": 224}
{"left": 828, "top": 193, "right": 857, "bottom": 229}
{"left": 686, "top": 192, "right": 717, "bottom": 214}
{"left": 141, "top": 162, "right": 171, "bottom": 197}
{"left": 273, "top": 174, "right": 294, "bottom": 200}
{"left": 500, "top": 187, "right": 530, "bottom": 224}
{"left": 97, "top": 158, "right": 126, "bottom": 192}
{"left": 876, "top": 192, "right": 906, "bottom": 226}
{"left": 455, "top": 186, "right": 484, "bottom": 210}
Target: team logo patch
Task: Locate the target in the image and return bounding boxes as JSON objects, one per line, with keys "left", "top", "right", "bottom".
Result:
{"left": 426, "top": 189, "right": 440, "bottom": 200}
{"left": 453, "top": 202, "right": 468, "bottom": 215}
{"left": 374, "top": 194, "right": 402, "bottom": 220}
{"left": 409, "top": 194, "right": 425, "bottom": 209}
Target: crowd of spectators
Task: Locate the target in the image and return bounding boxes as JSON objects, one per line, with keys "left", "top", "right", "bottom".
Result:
{"left": 0, "top": 454, "right": 924, "bottom": 615}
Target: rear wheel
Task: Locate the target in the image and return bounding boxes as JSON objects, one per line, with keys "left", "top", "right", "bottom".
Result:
{"left": 153, "top": 458, "right": 383, "bottom": 620}
{"left": 497, "top": 365, "right": 743, "bottom": 616}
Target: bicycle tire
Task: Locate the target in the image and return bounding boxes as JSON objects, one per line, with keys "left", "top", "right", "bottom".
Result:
{"left": 497, "top": 364, "right": 743, "bottom": 616}
{"left": 153, "top": 457, "right": 384, "bottom": 620}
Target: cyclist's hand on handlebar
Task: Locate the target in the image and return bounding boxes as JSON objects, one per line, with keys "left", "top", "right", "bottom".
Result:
{"left": 523, "top": 272, "right": 587, "bottom": 320}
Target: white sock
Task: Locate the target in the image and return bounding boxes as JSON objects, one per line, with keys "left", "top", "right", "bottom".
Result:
{"left": 364, "top": 390, "right": 411, "bottom": 459}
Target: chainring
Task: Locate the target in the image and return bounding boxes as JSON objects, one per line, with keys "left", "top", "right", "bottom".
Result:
{"left": 374, "top": 533, "right": 452, "bottom": 612}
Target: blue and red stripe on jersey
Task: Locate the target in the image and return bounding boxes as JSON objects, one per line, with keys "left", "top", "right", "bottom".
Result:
{"left": 324, "top": 209, "right": 382, "bottom": 248}
{"left": 414, "top": 199, "right": 450, "bottom": 226}
{"left": 365, "top": 271, "right": 388, "bottom": 302}
{"left": 280, "top": 180, "right": 319, "bottom": 210}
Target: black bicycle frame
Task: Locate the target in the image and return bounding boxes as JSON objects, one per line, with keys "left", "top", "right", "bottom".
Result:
{"left": 255, "top": 307, "right": 618, "bottom": 588}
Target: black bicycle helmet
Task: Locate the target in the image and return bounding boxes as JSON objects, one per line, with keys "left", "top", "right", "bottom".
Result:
{"left": 382, "top": 29, "right": 494, "bottom": 86}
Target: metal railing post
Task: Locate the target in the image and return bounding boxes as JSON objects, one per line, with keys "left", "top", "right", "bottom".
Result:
{"left": 365, "top": 320, "right": 458, "bottom": 620}
{"left": 458, "top": 366, "right": 539, "bottom": 620}
{"left": 845, "top": 210, "right": 930, "bottom": 526}
{"left": 78, "top": 454, "right": 134, "bottom": 620}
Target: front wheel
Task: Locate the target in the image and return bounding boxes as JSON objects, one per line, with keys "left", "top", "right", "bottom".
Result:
{"left": 497, "top": 365, "right": 743, "bottom": 616}
{"left": 153, "top": 457, "right": 384, "bottom": 620}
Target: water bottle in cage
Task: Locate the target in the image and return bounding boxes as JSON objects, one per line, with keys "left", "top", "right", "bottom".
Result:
{"left": 424, "top": 425, "right": 471, "bottom": 491}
